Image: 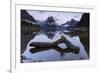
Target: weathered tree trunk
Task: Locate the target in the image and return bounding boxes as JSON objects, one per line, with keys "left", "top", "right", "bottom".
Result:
{"left": 29, "top": 36, "right": 80, "bottom": 56}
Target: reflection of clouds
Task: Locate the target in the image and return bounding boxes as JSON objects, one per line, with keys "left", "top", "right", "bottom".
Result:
{"left": 27, "top": 10, "right": 83, "bottom": 25}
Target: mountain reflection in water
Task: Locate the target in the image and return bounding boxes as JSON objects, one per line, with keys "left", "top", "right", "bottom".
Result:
{"left": 22, "top": 31, "right": 88, "bottom": 63}
{"left": 21, "top": 11, "right": 89, "bottom": 63}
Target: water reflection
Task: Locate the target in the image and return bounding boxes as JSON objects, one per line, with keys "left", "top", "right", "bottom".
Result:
{"left": 22, "top": 31, "right": 88, "bottom": 63}
{"left": 21, "top": 11, "right": 89, "bottom": 63}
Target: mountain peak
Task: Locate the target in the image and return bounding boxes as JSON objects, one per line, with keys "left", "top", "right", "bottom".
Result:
{"left": 46, "top": 16, "right": 55, "bottom": 23}
{"left": 76, "top": 13, "right": 89, "bottom": 27}
{"left": 21, "top": 10, "right": 37, "bottom": 22}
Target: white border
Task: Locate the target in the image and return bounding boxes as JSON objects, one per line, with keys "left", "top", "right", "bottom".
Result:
{"left": 11, "top": 4, "right": 96, "bottom": 73}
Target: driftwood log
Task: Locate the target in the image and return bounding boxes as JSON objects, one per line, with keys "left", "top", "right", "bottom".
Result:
{"left": 29, "top": 36, "right": 80, "bottom": 56}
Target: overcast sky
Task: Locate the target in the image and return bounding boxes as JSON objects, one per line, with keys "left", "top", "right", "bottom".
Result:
{"left": 27, "top": 10, "right": 83, "bottom": 25}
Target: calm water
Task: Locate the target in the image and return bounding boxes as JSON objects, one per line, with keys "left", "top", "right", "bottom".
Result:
{"left": 22, "top": 31, "right": 88, "bottom": 63}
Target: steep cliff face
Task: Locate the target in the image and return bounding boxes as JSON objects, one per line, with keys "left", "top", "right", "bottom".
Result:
{"left": 21, "top": 10, "right": 37, "bottom": 22}
{"left": 76, "top": 13, "right": 90, "bottom": 27}
{"left": 21, "top": 10, "right": 39, "bottom": 54}
{"left": 76, "top": 13, "right": 90, "bottom": 56}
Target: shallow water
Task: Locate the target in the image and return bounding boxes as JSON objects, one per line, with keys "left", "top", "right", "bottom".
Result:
{"left": 22, "top": 32, "right": 88, "bottom": 63}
